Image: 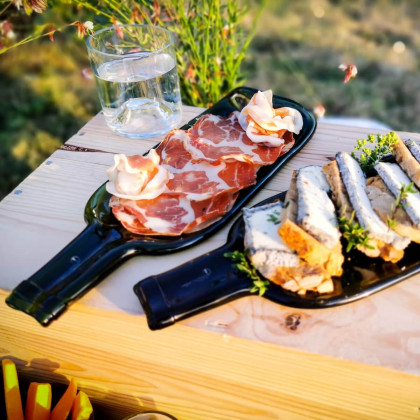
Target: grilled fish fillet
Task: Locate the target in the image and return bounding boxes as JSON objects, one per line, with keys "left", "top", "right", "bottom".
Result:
{"left": 296, "top": 165, "right": 341, "bottom": 248}
{"left": 392, "top": 134, "right": 420, "bottom": 189}
{"left": 366, "top": 176, "right": 420, "bottom": 243}
{"left": 336, "top": 152, "right": 409, "bottom": 262}
{"left": 375, "top": 161, "right": 420, "bottom": 228}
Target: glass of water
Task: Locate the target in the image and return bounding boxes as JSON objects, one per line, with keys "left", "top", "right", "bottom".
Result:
{"left": 86, "top": 25, "right": 182, "bottom": 138}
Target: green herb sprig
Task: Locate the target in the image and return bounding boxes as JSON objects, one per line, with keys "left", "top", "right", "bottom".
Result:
{"left": 267, "top": 210, "right": 281, "bottom": 225}
{"left": 351, "top": 132, "right": 398, "bottom": 174}
{"left": 387, "top": 182, "right": 417, "bottom": 229}
{"left": 338, "top": 211, "right": 374, "bottom": 253}
{"left": 224, "top": 250, "right": 269, "bottom": 296}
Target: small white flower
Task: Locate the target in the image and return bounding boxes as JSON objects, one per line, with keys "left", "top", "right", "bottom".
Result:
{"left": 84, "top": 21, "right": 94, "bottom": 33}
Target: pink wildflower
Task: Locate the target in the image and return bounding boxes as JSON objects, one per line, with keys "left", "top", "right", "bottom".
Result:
{"left": 313, "top": 104, "right": 326, "bottom": 119}
{"left": 339, "top": 63, "right": 358, "bottom": 83}
{"left": 112, "top": 17, "right": 124, "bottom": 40}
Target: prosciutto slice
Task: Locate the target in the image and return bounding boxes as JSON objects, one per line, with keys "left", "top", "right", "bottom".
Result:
{"left": 110, "top": 192, "right": 237, "bottom": 236}
{"left": 188, "top": 113, "right": 295, "bottom": 167}
{"left": 156, "top": 129, "right": 257, "bottom": 201}
{"left": 109, "top": 91, "right": 301, "bottom": 236}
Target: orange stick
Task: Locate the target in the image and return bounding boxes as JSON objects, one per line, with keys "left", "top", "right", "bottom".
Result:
{"left": 25, "top": 382, "right": 52, "bottom": 420}
{"left": 51, "top": 378, "right": 78, "bottom": 420}
{"left": 2, "top": 359, "right": 24, "bottom": 420}
{"left": 72, "top": 391, "right": 93, "bottom": 420}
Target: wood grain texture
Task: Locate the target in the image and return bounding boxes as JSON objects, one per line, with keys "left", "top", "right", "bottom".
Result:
{"left": 1, "top": 289, "right": 420, "bottom": 420}
{"left": 1, "top": 105, "right": 420, "bottom": 418}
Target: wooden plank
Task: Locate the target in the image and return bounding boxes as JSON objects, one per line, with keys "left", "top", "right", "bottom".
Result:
{"left": 1, "top": 289, "right": 420, "bottom": 420}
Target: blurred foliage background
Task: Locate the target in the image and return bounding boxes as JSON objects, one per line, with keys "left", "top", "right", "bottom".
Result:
{"left": 1, "top": 0, "right": 420, "bottom": 199}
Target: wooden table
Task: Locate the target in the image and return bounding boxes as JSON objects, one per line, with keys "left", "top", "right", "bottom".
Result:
{"left": 1, "top": 105, "right": 420, "bottom": 419}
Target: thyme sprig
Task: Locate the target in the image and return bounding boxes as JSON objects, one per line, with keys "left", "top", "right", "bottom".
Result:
{"left": 351, "top": 132, "right": 398, "bottom": 174}
{"left": 339, "top": 211, "right": 374, "bottom": 253}
{"left": 387, "top": 182, "right": 417, "bottom": 230}
{"left": 224, "top": 250, "right": 269, "bottom": 296}
{"left": 267, "top": 210, "right": 281, "bottom": 225}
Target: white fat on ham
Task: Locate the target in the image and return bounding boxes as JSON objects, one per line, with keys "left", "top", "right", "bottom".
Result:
{"left": 187, "top": 113, "right": 294, "bottom": 167}
{"left": 137, "top": 197, "right": 195, "bottom": 233}
{"left": 237, "top": 90, "right": 303, "bottom": 147}
{"left": 106, "top": 149, "right": 171, "bottom": 200}
{"left": 167, "top": 160, "right": 232, "bottom": 200}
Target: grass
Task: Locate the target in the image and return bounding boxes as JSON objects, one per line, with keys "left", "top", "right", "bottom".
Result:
{"left": 2, "top": 0, "right": 420, "bottom": 199}
{"left": 244, "top": 0, "right": 420, "bottom": 131}
{"left": 0, "top": 37, "right": 99, "bottom": 198}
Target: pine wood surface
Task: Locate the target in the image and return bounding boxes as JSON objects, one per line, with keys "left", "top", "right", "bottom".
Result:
{"left": 2, "top": 289, "right": 420, "bottom": 420}
{"left": 1, "top": 105, "right": 420, "bottom": 417}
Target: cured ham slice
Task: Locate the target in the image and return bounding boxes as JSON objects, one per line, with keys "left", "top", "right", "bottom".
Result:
{"left": 106, "top": 149, "right": 171, "bottom": 200}
{"left": 156, "top": 129, "right": 257, "bottom": 201}
{"left": 109, "top": 90, "right": 302, "bottom": 236}
{"left": 237, "top": 90, "right": 303, "bottom": 147}
{"left": 110, "top": 192, "right": 237, "bottom": 236}
{"left": 188, "top": 113, "right": 295, "bottom": 167}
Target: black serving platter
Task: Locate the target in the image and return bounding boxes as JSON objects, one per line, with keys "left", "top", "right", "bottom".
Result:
{"left": 134, "top": 191, "right": 420, "bottom": 330}
{"left": 6, "top": 87, "right": 316, "bottom": 326}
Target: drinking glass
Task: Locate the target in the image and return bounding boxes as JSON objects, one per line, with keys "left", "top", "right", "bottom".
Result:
{"left": 86, "top": 24, "right": 182, "bottom": 138}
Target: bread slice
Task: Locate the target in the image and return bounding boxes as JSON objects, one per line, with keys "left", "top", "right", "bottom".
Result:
{"left": 326, "top": 154, "right": 408, "bottom": 263}
{"left": 366, "top": 176, "right": 420, "bottom": 243}
{"left": 280, "top": 170, "right": 298, "bottom": 224}
{"left": 244, "top": 201, "right": 334, "bottom": 295}
{"left": 272, "top": 264, "right": 333, "bottom": 295}
{"left": 323, "top": 160, "right": 382, "bottom": 258}
{"left": 278, "top": 219, "right": 343, "bottom": 277}
{"left": 392, "top": 134, "right": 420, "bottom": 189}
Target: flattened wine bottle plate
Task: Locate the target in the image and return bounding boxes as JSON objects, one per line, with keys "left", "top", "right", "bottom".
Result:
{"left": 134, "top": 191, "right": 420, "bottom": 330}
{"left": 6, "top": 87, "right": 316, "bottom": 325}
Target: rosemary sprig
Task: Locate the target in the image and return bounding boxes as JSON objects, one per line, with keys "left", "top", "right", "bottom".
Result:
{"left": 387, "top": 182, "right": 417, "bottom": 229}
{"left": 224, "top": 250, "right": 269, "bottom": 296}
{"left": 338, "top": 211, "right": 374, "bottom": 253}
{"left": 351, "top": 132, "right": 398, "bottom": 174}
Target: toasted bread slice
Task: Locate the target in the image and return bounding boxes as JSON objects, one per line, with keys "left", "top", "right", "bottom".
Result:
{"left": 280, "top": 170, "right": 298, "bottom": 224}
{"left": 322, "top": 160, "right": 353, "bottom": 219}
{"left": 324, "top": 155, "right": 407, "bottom": 263}
{"left": 278, "top": 219, "right": 343, "bottom": 277}
{"left": 392, "top": 134, "right": 420, "bottom": 189}
{"left": 273, "top": 264, "right": 334, "bottom": 295}
{"left": 323, "top": 160, "right": 382, "bottom": 258}
{"left": 366, "top": 176, "right": 420, "bottom": 243}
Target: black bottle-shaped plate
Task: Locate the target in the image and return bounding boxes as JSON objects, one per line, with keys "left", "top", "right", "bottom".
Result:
{"left": 134, "top": 191, "right": 420, "bottom": 330}
{"left": 6, "top": 87, "right": 316, "bottom": 325}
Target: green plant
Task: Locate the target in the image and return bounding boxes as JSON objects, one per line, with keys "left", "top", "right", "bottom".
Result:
{"left": 224, "top": 250, "right": 270, "bottom": 296}
{"left": 338, "top": 210, "right": 374, "bottom": 253}
{"left": 71, "top": 0, "right": 267, "bottom": 107}
{"left": 351, "top": 132, "right": 398, "bottom": 174}
{"left": 0, "top": 0, "right": 95, "bottom": 54}
{"left": 386, "top": 182, "right": 417, "bottom": 229}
